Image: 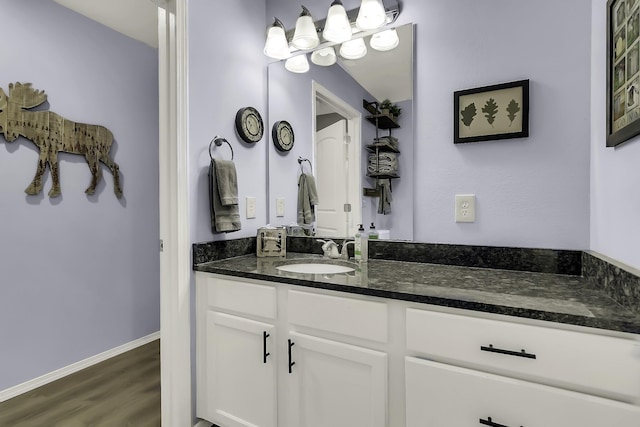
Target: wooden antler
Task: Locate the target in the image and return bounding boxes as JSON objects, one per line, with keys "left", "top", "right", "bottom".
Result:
{"left": 8, "top": 82, "right": 47, "bottom": 108}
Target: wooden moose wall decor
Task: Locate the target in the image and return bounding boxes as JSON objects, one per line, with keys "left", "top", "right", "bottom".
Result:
{"left": 0, "top": 82, "right": 122, "bottom": 198}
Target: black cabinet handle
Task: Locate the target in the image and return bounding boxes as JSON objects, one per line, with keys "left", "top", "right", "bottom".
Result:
{"left": 480, "top": 416, "right": 523, "bottom": 427}
{"left": 480, "top": 344, "right": 536, "bottom": 359}
{"left": 263, "top": 331, "right": 270, "bottom": 363}
{"left": 288, "top": 339, "right": 295, "bottom": 373}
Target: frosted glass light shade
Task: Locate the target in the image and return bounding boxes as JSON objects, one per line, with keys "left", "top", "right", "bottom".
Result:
{"left": 339, "top": 38, "right": 367, "bottom": 60}
{"left": 311, "top": 47, "right": 337, "bottom": 66}
{"left": 370, "top": 28, "right": 399, "bottom": 51}
{"left": 323, "top": 0, "right": 352, "bottom": 43}
{"left": 356, "top": 0, "right": 386, "bottom": 30}
{"left": 264, "top": 18, "right": 290, "bottom": 59}
{"left": 285, "top": 54, "right": 310, "bottom": 73}
{"left": 291, "top": 6, "right": 320, "bottom": 50}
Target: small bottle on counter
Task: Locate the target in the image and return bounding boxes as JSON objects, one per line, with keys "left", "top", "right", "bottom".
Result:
{"left": 369, "top": 223, "right": 379, "bottom": 240}
{"left": 354, "top": 224, "right": 368, "bottom": 262}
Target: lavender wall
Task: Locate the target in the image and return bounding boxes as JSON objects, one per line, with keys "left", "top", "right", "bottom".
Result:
{"left": 189, "top": 0, "right": 268, "bottom": 244}
{"left": 0, "top": 1, "right": 159, "bottom": 391}
{"left": 591, "top": 0, "right": 640, "bottom": 270}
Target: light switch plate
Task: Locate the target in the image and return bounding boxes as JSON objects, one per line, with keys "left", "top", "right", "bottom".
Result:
{"left": 276, "top": 197, "right": 285, "bottom": 217}
{"left": 455, "top": 194, "right": 476, "bottom": 223}
{"left": 246, "top": 196, "right": 256, "bottom": 219}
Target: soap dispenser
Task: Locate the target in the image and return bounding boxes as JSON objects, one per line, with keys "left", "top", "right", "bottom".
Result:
{"left": 354, "top": 224, "right": 368, "bottom": 262}
{"left": 369, "top": 223, "right": 379, "bottom": 240}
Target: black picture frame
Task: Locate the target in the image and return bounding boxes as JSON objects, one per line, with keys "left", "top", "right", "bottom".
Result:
{"left": 607, "top": 0, "right": 640, "bottom": 147}
{"left": 454, "top": 79, "right": 529, "bottom": 144}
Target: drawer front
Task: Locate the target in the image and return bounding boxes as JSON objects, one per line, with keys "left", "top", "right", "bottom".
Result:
{"left": 205, "top": 276, "right": 277, "bottom": 319}
{"left": 288, "top": 290, "right": 388, "bottom": 342}
{"left": 406, "top": 308, "right": 640, "bottom": 401}
{"left": 406, "top": 357, "right": 640, "bottom": 427}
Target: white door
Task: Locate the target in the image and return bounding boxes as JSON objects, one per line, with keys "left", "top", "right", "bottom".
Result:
{"left": 203, "top": 311, "right": 277, "bottom": 427}
{"left": 406, "top": 357, "right": 640, "bottom": 427}
{"left": 315, "top": 119, "right": 349, "bottom": 237}
{"left": 285, "top": 331, "right": 387, "bottom": 427}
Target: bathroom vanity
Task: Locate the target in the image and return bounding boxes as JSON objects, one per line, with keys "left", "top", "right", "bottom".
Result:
{"left": 194, "top": 252, "right": 640, "bottom": 427}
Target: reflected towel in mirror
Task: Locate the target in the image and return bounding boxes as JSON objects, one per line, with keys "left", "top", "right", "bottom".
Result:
{"left": 297, "top": 173, "right": 318, "bottom": 225}
{"left": 377, "top": 178, "right": 392, "bottom": 215}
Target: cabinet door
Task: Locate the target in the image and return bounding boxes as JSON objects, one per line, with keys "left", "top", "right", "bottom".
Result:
{"left": 406, "top": 357, "right": 640, "bottom": 427}
{"left": 203, "top": 311, "right": 276, "bottom": 427}
{"left": 285, "top": 331, "right": 387, "bottom": 427}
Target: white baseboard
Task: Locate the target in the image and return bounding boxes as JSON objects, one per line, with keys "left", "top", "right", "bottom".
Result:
{"left": 0, "top": 331, "right": 160, "bottom": 403}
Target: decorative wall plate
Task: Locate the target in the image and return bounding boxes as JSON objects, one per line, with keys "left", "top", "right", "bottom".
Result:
{"left": 235, "top": 107, "right": 264, "bottom": 144}
{"left": 272, "top": 120, "right": 294, "bottom": 152}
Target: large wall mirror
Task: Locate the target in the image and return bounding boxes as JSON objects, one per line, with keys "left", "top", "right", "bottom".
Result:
{"left": 267, "top": 23, "right": 415, "bottom": 241}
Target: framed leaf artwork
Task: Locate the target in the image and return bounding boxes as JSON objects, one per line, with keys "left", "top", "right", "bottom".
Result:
{"left": 607, "top": 0, "right": 640, "bottom": 147}
{"left": 454, "top": 79, "right": 529, "bottom": 144}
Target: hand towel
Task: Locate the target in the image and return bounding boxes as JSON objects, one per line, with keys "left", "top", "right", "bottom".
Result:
{"left": 209, "top": 159, "right": 242, "bottom": 233}
{"left": 214, "top": 159, "right": 239, "bottom": 205}
{"left": 377, "top": 178, "right": 393, "bottom": 215}
{"left": 297, "top": 173, "right": 318, "bottom": 225}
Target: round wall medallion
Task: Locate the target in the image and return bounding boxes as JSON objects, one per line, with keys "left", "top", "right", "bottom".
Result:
{"left": 235, "top": 107, "right": 264, "bottom": 144}
{"left": 272, "top": 120, "right": 295, "bottom": 152}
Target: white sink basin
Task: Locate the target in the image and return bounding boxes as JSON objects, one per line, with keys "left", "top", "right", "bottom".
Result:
{"left": 276, "top": 263, "right": 355, "bottom": 274}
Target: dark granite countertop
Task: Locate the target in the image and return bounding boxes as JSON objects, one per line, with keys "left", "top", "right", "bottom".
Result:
{"left": 194, "top": 253, "right": 640, "bottom": 335}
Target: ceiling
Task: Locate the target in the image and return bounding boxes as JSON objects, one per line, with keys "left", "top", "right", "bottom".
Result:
{"left": 53, "top": 0, "right": 158, "bottom": 48}
{"left": 52, "top": 1, "right": 412, "bottom": 102}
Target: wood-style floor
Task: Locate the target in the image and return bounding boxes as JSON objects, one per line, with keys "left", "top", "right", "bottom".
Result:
{"left": 0, "top": 339, "right": 160, "bottom": 427}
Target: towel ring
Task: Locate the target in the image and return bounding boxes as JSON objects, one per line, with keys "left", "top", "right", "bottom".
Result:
{"left": 298, "top": 156, "right": 312, "bottom": 174}
{"left": 209, "top": 136, "right": 234, "bottom": 161}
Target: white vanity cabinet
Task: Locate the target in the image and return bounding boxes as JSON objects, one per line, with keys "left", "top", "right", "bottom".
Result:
{"left": 406, "top": 357, "right": 640, "bottom": 427}
{"left": 196, "top": 271, "right": 640, "bottom": 427}
{"left": 405, "top": 308, "right": 640, "bottom": 427}
{"left": 196, "top": 275, "right": 278, "bottom": 427}
{"left": 196, "top": 273, "right": 389, "bottom": 427}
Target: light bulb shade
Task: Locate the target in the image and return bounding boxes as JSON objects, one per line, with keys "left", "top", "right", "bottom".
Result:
{"left": 285, "top": 54, "right": 310, "bottom": 73}
{"left": 370, "top": 28, "right": 399, "bottom": 51}
{"left": 291, "top": 6, "right": 320, "bottom": 50}
{"left": 264, "top": 18, "right": 291, "bottom": 59}
{"left": 339, "top": 38, "right": 367, "bottom": 60}
{"left": 356, "top": 0, "right": 386, "bottom": 30}
{"left": 323, "top": 0, "right": 352, "bottom": 43}
{"left": 311, "top": 47, "right": 337, "bottom": 66}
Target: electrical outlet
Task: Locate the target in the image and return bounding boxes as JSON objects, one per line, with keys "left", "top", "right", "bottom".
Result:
{"left": 276, "top": 197, "right": 285, "bottom": 217}
{"left": 246, "top": 196, "right": 256, "bottom": 219}
{"left": 455, "top": 194, "right": 476, "bottom": 223}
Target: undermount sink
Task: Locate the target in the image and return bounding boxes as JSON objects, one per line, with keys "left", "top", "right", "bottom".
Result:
{"left": 276, "top": 263, "right": 355, "bottom": 275}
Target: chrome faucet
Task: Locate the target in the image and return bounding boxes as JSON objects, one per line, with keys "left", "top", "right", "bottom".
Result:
{"left": 317, "top": 239, "right": 340, "bottom": 258}
{"left": 340, "top": 239, "right": 355, "bottom": 259}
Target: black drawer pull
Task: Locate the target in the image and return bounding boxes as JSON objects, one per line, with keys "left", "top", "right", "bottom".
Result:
{"left": 263, "top": 331, "right": 270, "bottom": 363}
{"left": 480, "top": 344, "right": 536, "bottom": 359}
{"left": 288, "top": 339, "right": 295, "bottom": 373}
{"left": 480, "top": 416, "right": 523, "bottom": 427}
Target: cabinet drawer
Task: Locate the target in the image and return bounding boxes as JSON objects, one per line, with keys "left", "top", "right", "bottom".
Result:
{"left": 205, "top": 276, "right": 276, "bottom": 319}
{"left": 406, "top": 357, "right": 640, "bottom": 427}
{"left": 406, "top": 308, "right": 640, "bottom": 401}
{"left": 288, "top": 290, "right": 388, "bottom": 342}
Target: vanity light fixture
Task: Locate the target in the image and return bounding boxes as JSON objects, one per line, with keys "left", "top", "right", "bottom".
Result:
{"left": 285, "top": 54, "right": 310, "bottom": 73}
{"left": 356, "top": 0, "right": 387, "bottom": 30}
{"left": 323, "top": 0, "right": 352, "bottom": 44}
{"left": 291, "top": 6, "right": 320, "bottom": 50}
{"left": 264, "top": 17, "right": 291, "bottom": 59}
{"left": 369, "top": 28, "right": 399, "bottom": 51}
{"left": 311, "top": 46, "right": 337, "bottom": 66}
{"left": 339, "top": 37, "right": 368, "bottom": 60}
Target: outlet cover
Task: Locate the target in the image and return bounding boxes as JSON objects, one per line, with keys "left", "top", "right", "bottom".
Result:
{"left": 455, "top": 194, "right": 476, "bottom": 223}
{"left": 246, "top": 196, "right": 256, "bottom": 219}
{"left": 276, "top": 197, "right": 285, "bottom": 217}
